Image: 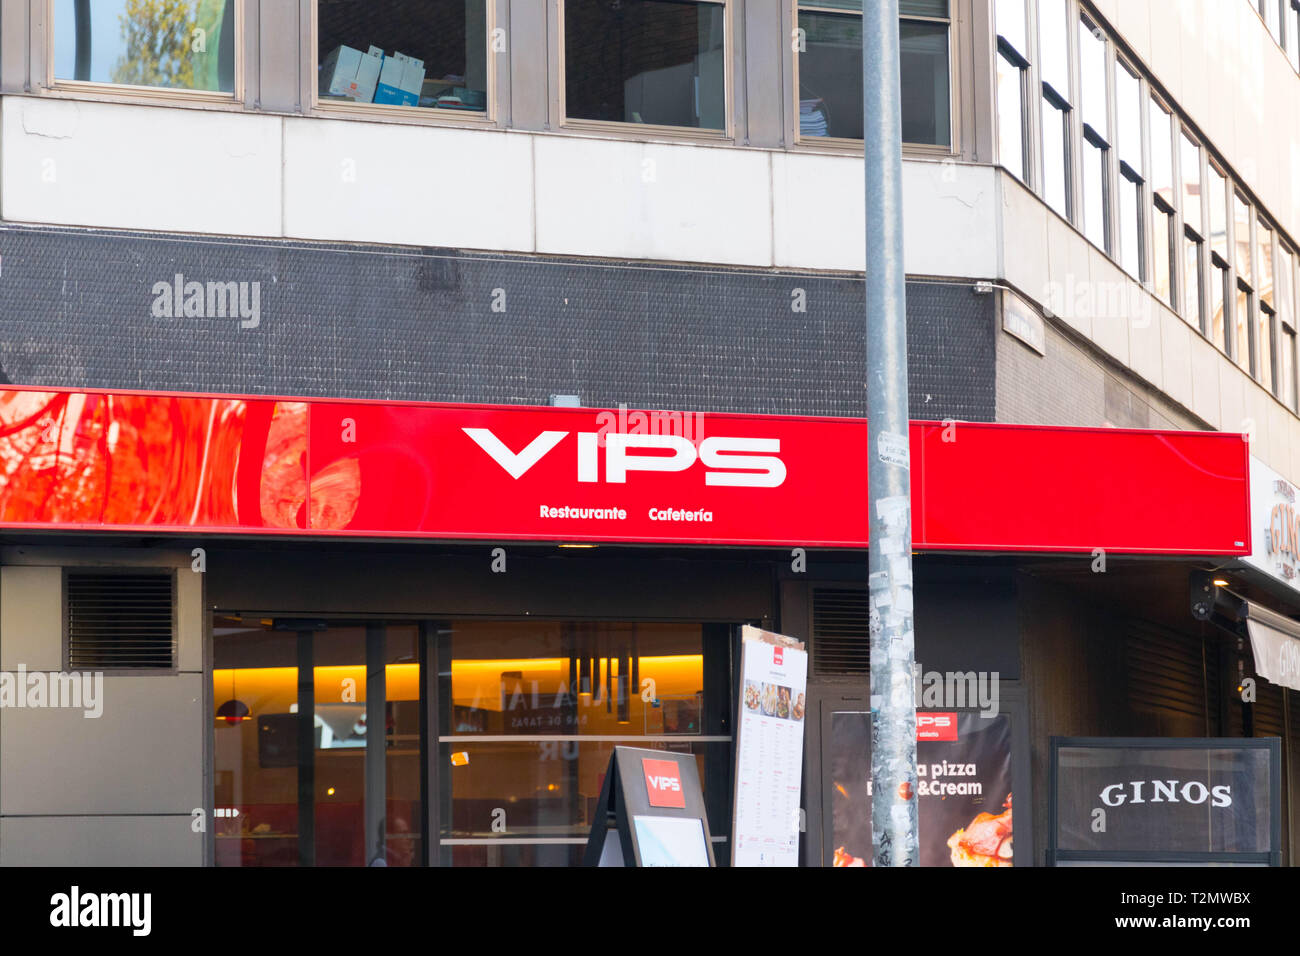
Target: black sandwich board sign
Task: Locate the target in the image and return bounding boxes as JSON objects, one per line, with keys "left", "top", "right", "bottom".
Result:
{"left": 583, "top": 746, "right": 715, "bottom": 867}
{"left": 1048, "top": 737, "right": 1281, "bottom": 866}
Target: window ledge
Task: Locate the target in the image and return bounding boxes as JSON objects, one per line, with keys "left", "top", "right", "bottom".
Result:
{"left": 37, "top": 82, "right": 244, "bottom": 111}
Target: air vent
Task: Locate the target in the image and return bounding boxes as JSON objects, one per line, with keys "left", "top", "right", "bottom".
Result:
{"left": 66, "top": 571, "right": 176, "bottom": 670}
{"left": 812, "top": 587, "right": 870, "bottom": 676}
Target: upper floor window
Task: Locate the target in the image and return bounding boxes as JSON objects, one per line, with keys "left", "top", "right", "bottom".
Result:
{"left": 1114, "top": 58, "right": 1143, "bottom": 279}
{"left": 565, "top": 0, "right": 726, "bottom": 132}
{"left": 1180, "top": 131, "right": 1205, "bottom": 330}
{"left": 52, "top": 0, "right": 236, "bottom": 94}
{"left": 1078, "top": 16, "right": 1110, "bottom": 252}
{"left": 1149, "top": 97, "right": 1176, "bottom": 309}
{"left": 994, "top": 0, "right": 1030, "bottom": 181}
{"left": 316, "top": 1, "right": 488, "bottom": 114}
{"left": 1290, "top": 0, "right": 1300, "bottom": 72}
{"left": 795, "top": 0, "right": 951, "bottom": 147}
{"left": 1037, "top": 0, "right": 1072, "bottom": 220}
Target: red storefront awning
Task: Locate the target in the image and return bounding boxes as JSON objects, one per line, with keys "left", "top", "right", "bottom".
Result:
{"left": 0, "top": 387, "right": 1251, "bottom": 554}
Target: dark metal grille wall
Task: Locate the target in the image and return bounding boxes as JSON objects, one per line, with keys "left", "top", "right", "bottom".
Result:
{"left": 0, "top": 224, "right": 995, "bottom": 419}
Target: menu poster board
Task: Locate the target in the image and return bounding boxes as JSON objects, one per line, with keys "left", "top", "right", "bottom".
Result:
{"left": 829, "top": 712, "right": 1013, "bottom": 867}
{"left": 583, "top": 746, "right": 715, "bottom": 867}
{"left": 731, "top": 625, "right": 808, "bottom": 867}
{"left": 1049, "top": 737, "right": 1281, "bottom": 866}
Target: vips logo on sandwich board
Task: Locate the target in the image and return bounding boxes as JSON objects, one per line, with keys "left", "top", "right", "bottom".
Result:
{"left": 643, "top": 758, "right": 686, "bottom": 809}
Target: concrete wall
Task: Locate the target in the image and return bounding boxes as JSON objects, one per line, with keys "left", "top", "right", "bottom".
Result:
{"left": 995, "top": 166, "right": 1300, "bottom": 489}
{"left": 0, "top": 95, "right": 999, "bottom": 277}
{"left": 0, "top": 549, "right": 206, "bottom": 866}
{"left": 1089, "top": 0, "right": 1300, "bottom": 243}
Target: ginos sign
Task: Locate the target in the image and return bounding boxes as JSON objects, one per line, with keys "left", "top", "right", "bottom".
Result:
{"left": 1099, "top": 780, "right": 1232, "bottom": 807}
{"left": 463, "top": 428, "right": 787, "bottom": 487}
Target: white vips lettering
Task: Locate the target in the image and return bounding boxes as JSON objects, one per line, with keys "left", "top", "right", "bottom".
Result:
{"left": 1098, "top": 780, "right": 1232, "bottom": 807}
{"left": 464, "top": 428, "right": 786, "bottom": 487}
{"left": 647, "top": 775, "right": 681, "bottom": 793}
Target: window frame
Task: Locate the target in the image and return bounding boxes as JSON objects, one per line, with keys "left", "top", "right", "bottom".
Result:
{"left": 1281, "top": 243, "right": 1299, "bottom": 411}
{"left": 1258, "top": 215, "right": 1280, "bottom": 395}
{"left": 1147, "top": 92, "right": 1178, "bottom": 310}
{"left": 1177, "top": 127, "right": 1206, "bottom": 333}
{"left": 1113, "top": 54, "right": 1144, "bottom": 280}
{"left": 309, "top": 0, "right": 498, "bottom": 126}
{"left": 559, "top": 0, "right": 734, "bottom": 141}
{"left": 994, "top": 0, "right": 1034, "bottom": 181}
{"left": 1076, "top": 13, "right": 1111, "bottom": 254}
{"left": 790, "top": 0, "right": 956, "bottom": 152}
{"left": 45, "top": 0, "right": 245, "bottom": 104}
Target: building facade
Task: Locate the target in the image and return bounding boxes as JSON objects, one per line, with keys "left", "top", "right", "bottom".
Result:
{"left": 0, "top": 0, "right": 1297, "bottom": 865}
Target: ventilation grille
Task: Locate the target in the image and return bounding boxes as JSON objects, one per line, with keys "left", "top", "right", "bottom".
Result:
{"left": 66, "top": 571, "right": 176, "bottom": 669}
{"left": 812, "top": 587, "right": 870, "bottom": 676}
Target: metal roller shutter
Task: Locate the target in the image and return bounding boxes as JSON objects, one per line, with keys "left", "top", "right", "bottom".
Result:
{"left": 1125, "top": 620, "right": 1218, "bottom": 737}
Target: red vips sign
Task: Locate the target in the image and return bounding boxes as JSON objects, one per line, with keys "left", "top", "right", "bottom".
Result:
{"left": 0, "top": 387, "right": 1251, "bottom": 554}
{"left": 643, "top": 759, "right": 686, "bottom": 809}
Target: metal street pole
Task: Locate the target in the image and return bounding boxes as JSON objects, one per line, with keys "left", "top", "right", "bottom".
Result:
{"left": 864, "top": 0, "right": 919, "bottom": 866}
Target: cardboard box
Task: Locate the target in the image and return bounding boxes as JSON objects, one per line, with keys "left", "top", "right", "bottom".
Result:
{"left": 374, "top": 51, "right": 426, "bottom": 107}
{"left": 320, "top": 44, "right": 383, "bottom": 103}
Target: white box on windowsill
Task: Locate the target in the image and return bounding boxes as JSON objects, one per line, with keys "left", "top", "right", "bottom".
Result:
{"left": 320, "top": 44, "right": 383, "bottom": 103}
{"left": 374, "top": 51, "right": 426, "bottom": 107}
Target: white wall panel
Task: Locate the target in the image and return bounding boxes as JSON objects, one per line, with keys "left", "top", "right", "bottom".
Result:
{"left": 1219, "top": 355, "right": 1248, "bottom": 437}
{"left": 900, "top": 161, "right": 998, "bottom": 278}
{"left": 1266, "top": 397, "right": 1291, "bottom": 477}
{"left": 999, "top": 174, "right": 1050, "bottom": 300}
{"left": 1158, "top": 305, "right": 1193, "bottom": 413}
{"left": 1087, "top": 247, "right": 1130, "bottom": 369}
{"left": 535, "top": 136, "right": 772, "bottom": 266}
{"left": 771, "top": 151, "right": 859, "bottom": 271}
{"left": 0, "top": 815, "right": 199, "bottom": 866}
{"left": 0, "top": 567, "right": 61, "bottom": 671}
{"left": 283, "top": 118, "right": 535, "bottom": 252}
{"left": 1, "top": 98, "right": 282, "bottom": 236}
{"left": 1188, "top": 334, "right": 1224, "bottom": 428}
{"left": 0, "top": 673, "right": 204, "bottom": 814}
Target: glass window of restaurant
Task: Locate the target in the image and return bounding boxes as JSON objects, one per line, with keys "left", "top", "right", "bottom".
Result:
{"left": 438, "top": 620, "right": 733, "bottom": 865}
{"left": 52, "top": 0, "right": 237, "bottom": 94}
{"left": 213, "top": 619, "right": 422, "bottom": 866}
{"left": 315, "top": 0, "right": 489, "bottom": 114}
{"left": 564, "top": 0, "right": 727, "bottom": 132}
{"left": 213, "top": 615, "right": 735, "bottom": 866}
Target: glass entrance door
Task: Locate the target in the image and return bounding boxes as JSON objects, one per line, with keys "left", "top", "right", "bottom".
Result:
{"left": 213, "top": 617, "right": 421, "bottom": 866}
